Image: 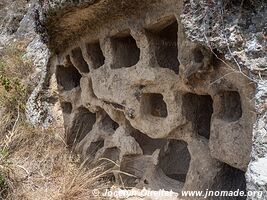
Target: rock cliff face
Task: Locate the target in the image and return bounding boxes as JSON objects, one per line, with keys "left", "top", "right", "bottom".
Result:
{"left": 179, "top": 1, "right": 267, "bottom": 199}
{"left": 45, "top": 0, "right": 264, "bottom": 198}
{"left": 1, "top": 0, "right": 266, "bottom": 199}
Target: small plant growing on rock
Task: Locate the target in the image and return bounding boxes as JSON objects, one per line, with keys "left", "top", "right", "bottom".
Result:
{"left": 0, "top": 42, "right": 33, "bottom": 121}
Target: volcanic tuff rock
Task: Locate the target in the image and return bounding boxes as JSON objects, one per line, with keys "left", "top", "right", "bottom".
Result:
{"left": 1, "top": 0, "right": 266, "bottom": 199}
{"left": 47, "top": 0, "right": 264, "bottom": 199}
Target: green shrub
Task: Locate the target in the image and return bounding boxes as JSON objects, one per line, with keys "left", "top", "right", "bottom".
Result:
{"left": 0, "top": 42, "right": 33, "bottom": 116}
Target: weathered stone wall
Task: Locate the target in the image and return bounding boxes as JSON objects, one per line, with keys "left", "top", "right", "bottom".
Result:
{"left": 44, "top": 0, "right": 264, "bottom": 198}
{"left": 180, "top": 1, "right": 267, "bottom": 199}
{"left": 2, "top": 0, "right": 264, "bottom": 199}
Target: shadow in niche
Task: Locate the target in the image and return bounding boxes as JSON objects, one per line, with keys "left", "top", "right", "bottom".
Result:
{"left": 182, "top": 93, "right": 213, "bottom": 139}
{"left": 192, "top": 47, "right": 204, "bottom": 63}
{"left": 211, "top": 163, "right": 247, "bottom": 200}
{"left": 76, "top": 111, "right": 120, "bottom": 164}
{"left": 70, "top": 47, "right": 90, "bottom": 73}
{"left": 159, "top": 140, "right": 191, "bottom": 183}
{"left": 101, "top": 147, "right": 120, "bottom": 162}
{"left": 127, "top": 130, "right": 191, "bottom": 186}
{"left": 131, "top": 130, "right": 167, "bottom": 155}
{"left": 56, "top": 63, "right": 82, "bottom": 91}
{"left": 61, "top": 102, "right": 72, "bottom": 114}
{"left": 86, "top": 140, "right": 104, "bottom": 158}
{"left": 67, "top": 107, "right": 96, "bottom": 146}
{"left": 218, "top": 91, "right": 242, "bottom": 122}
{"left": 100, "top": 113, "right": 119, "bottom": 131}
{"left": 85, "top": 41, "right": 105, "bottom": 69}
{"left": 141, "top": 93, "right": 168, "bottom": 118}
{"left": 111, "top": 31, "right": 140, "bottom": 69}
{"left": 147, "top": 17, "right": 179, "bottom": 74}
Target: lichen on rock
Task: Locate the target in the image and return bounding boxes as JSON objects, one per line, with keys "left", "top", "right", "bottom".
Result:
{"left": 181, "top": 0, "right": 267, "bottom": 76}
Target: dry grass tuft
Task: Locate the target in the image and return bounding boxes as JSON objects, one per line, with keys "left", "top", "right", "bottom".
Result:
{"left": 0, "top": 116, "right": 114, "bottom": 200}
{"left": 56, "top": 162, "right": 113, "bottom": 200}
{"left": 0, "top": 41, "right": 34, "bottom": 199}
{"left": 0, "top": 41, "right": 34, "bottom": 128}
{"left": 0, "top": 41, "right": 116, "bottom": 200}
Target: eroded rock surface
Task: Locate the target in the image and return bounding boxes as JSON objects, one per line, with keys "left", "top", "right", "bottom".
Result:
{"left": 45, "top": 0, "right": 262, "bottom": 199}
{"left": 1, "top": 0, "right": 266, "bottom": 199}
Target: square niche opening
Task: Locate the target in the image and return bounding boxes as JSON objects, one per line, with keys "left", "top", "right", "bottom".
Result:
{"left": 141, "top": 93, "right": 168, "bottom": 118}
{"left": 130, "top": 131, "right": 190, "bottom": 183}
{"left": 85, "top": 41, "right": 105, "bottom": 69}
{"left": 111, "top": 31, "right": 140, "bottom": 69}
{"left": 147, "top": 17, "right": 179, "bottom": 74}
{"left": 182, "top": 93, "right": 213, "bottom": 139}
{"left": 211, "top": 163, "right": 246, "bottom": 200}
{"left": 70, "top": 47, "right": 90, "bottom": 73}
{"left": 122, "top": 131, "right": 190, "bottom": 187}
{"left": 56, "top": 63, "right": 82, "bottom": 91}
{"left": 159, "top": 140, "right": 191, "bottom": 183}
{"left": 218, "top": 91, "right": 242, "bottom": 122}
{"left": 67, "top": 107, "right": 96, "bottom": 146}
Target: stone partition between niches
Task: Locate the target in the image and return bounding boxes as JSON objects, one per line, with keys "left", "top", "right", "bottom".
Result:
{"left": 50, "top": 0, "right": 256, "bottom": 198}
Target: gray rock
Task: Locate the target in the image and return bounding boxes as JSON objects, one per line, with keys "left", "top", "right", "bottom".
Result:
{"left": 1, "top": 0, "right": 267, "bottom": 199}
